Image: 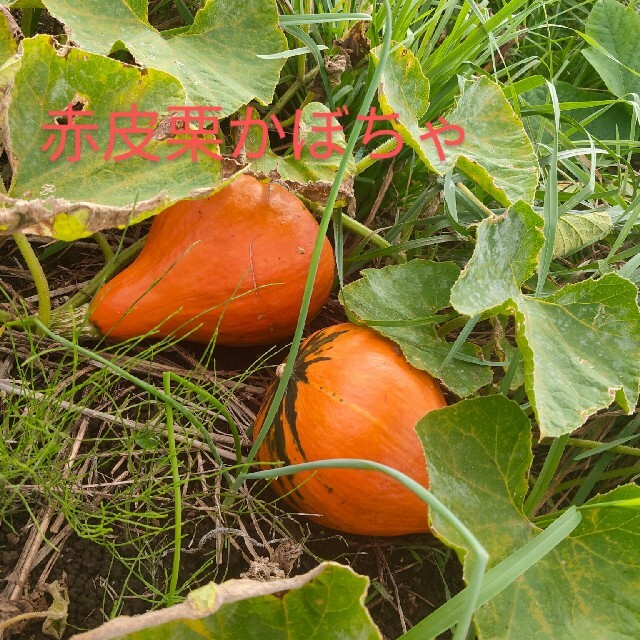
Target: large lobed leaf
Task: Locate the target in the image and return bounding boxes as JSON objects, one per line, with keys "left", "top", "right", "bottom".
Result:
{"left": 41, "top": 0, "right": 287, "bottom": 117}
{"left": 0, "top": 8, "right": 18, "bottom": 98}
{"left": 373, "top": 45, "right": 538, "bottom": 206}
{"left": 418, "top": 395, "right": 640, "bottom": 639}
{"left": 0, "top": 2, "right": 364, "bottom": 238}
{"left": 340, "top": 260, "right": 492, "bottom": 398}
{"left": 450, "top": 202, "right": 640, "bottom": 438}
{"left": 583, "top": 0, "right": 640, "bottom": 98}
{"left": 0, "top": 0, "right": 44, "bottom": 6}
{"left": 450, "top": 201, "right": 544, "bottom": 316}
{"left": 516, "top": 274, "right": 640, "bottom": 438}
{"left": 70, "top": 563, "right": 381, "bottom": 640}
{"left": 0, "top": 35, "right": 240, "bottom": 239}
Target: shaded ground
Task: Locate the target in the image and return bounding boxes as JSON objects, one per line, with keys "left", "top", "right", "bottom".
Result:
{"left": 0, "top": 514, "right": 463, "bottom": 640}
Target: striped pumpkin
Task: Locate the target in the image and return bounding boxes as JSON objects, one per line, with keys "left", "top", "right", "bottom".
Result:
{"left": 253, "top": 322, "right": 447, "bottom": 536}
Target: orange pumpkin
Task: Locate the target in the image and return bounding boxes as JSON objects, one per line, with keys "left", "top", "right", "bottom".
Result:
{"left": 89, "top": 175, "right": 335, "bottom": 346}
{"left": 253, "top": 323, "right": 447, "bottom": 536}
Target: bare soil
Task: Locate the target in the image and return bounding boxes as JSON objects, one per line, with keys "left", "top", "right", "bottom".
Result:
{"left": 1, "top": 514, "right": 463, "bottom": 640}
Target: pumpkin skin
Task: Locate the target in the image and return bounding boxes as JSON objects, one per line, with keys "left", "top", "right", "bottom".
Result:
{"left": 89, "top": 175, "right": 335, "bottom": 346}
{"left": 253, "top": 322, "right": 447, "bottom": 536}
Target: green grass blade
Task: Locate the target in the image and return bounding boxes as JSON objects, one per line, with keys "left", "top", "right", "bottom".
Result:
{"left": 536, "top": 81, "right": 560, "bottom": 297}
{"left": 439, "top": 314, "right": 480, "bottom": 370}
{"left": 162, "top": 372, "right": 182, "bottom": 606}
{"left": 243, "top": 0, "right": 395, "bottom": 482}
{"left": 173, "top": 0, "right": 194, "bottom": 25}
{"left": 279, "top": 12, "right": 372, "bottom": 25}
{"left": 523, "top": 434, "right": 569, "bottom": 517}
{"left": 31, "top": 320, "right": 233, "bottom": 485}
{"left": 283, "top": 25, "right": 335, "bottom": 109}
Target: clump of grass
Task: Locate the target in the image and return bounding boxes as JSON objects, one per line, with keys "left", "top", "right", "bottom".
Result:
{"left": 0, "top": 320, "right": 274, "bottom": 610}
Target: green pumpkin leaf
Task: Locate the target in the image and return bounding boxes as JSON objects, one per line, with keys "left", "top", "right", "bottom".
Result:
{"left": 583, "top": 0, "right": 640, "bottom": 98}
{"left": 522, "top": 81, "right": 632, "bottom": 142}
{"left": 340, "top": 260, "right": 493, "bottom": 397}
{"left": 245, "top": 102, "right": 355, "bottom": 206}
{"left": 0, "top": 36, "right": 240, "bottom": 240}
{"left": 123, "top": 0, "right": 149, "bottom": 22}
{"left": 417, "top": 395, "right": 640, "bottom": 640}
{"left": 450, "top": 201, "right": 544, "bottom": 317}
{"left": 40, "top": 0, "right": 287, "bottom": 117}
{"left": 553, "top": 210, "right": 613, "bottom": 258}
{"left": 69, "top": 563, "right": 382, "bottom": 640}
{"left": 373, "top": 46, "right": 538, "bottom": 206}
{"left": 374, "top": 44, "right": 431, "bottom": 153}
{"left": 516, "top": 274, "right": 640, "bottom": 438}
{"left": 450, "top": 203, "right": 640, "bottom": 437}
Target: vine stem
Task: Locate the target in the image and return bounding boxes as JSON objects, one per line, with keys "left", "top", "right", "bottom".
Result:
{"left": 3, "top": 236, "right": 143, "bottom": 330}
{"left": 246, "top": 459, "right": 488, "bottom": 640}
{"left": 355, "top": 138, "right": 398, "bottom": 175}
{"left": 12, "top": 233, "right": 51, "bottom": 327}
{"left": 566, "top": 437, "right": 640, "bottom": 458}
{"left": 163, "top": 372, "right": 182, "bottom": 606}
{"left": 340, "top": 214, "right": 392, "bottom": 250}
{"left": 0, "top": 610, "right": 51, "bottom": 633}
{"left": 265, "top": 67, "right": 318, "bottom": 120}
{"left": 92, "top": 232, "right": 115, "bottom": 262}
{"left": 235, "top": 0, "right": 395, "bottom": 492}
{"left": 456, "top": 182, "right": 494, "bottom": 217}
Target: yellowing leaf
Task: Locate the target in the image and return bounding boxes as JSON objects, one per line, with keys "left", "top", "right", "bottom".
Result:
{"left": 373, "top": 45, "right": 538, "bottom": 206}
{"left": 0, "top": 36, "right": 240, "bottom": 239}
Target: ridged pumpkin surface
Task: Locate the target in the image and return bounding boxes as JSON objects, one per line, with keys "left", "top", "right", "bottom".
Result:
{"left": 89, "top": 175, "right": 335, "bottom": 346}
{"left": 254, "top": 323, "right": 447, "bottom": 536}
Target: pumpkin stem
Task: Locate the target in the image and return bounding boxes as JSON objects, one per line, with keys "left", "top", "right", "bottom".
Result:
{"left": 12, "top": 233, "right": 51, "bottom": 328}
